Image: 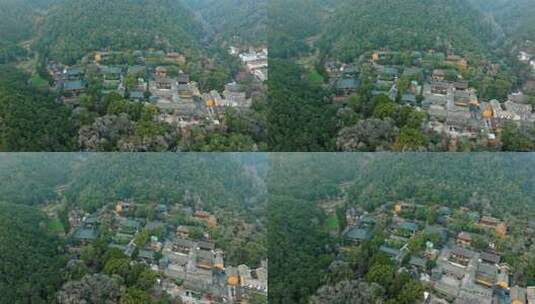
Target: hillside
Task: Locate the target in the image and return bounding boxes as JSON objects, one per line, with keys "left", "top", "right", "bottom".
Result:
{"left": 486, "top": 0, "right": 535, "bottom": 43}
{"left": 0, "top": 66, "right": 77, "bottom": 151}
{"left": 36, "top": 0, "right": 204, "bottom": 63}
{"left": 0, "top": 203, "right": 65, "bottom": 303}
{"left": 184, "top": 0, "right": 267, "bottom": 46}
{"left": 319, "top": 0, "right": 496, "bottom": 60}
{"left": 0, "top": 154, "right": 264, "bottom": 212}
{"left": 0, "top": 0, "right": 56, "bottom": 62}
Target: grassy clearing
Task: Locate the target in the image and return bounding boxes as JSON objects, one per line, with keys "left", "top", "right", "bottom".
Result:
{"left": 325, "top": 213, "right": 339, "bottom": 232}
{"left": 47, "top": 218, "right": 65, "bottom": 234}
{"left": 30, "top": 74, "right": 48, "bottom": 89}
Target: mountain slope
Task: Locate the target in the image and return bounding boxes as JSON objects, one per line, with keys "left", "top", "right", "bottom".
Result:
{"left": 0, "top": 202, "right": 65, "bottom": 303}
{"left": 37, "top": 0, "right": 204, "bottom": 63}
{"left": 319, "top": 0, "right": 496, "bottom": 60}
{"left": 184, "top": 0, "right": 267, "bottom": 46}
{"left": 483, "top": 0, "right": 535, "bottom": 43}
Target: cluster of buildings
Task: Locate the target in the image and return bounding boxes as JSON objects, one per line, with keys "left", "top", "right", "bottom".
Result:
{"left": 48, "top": 49, "right": 256, "bottom": 129}
{"left": 327, "top": 49, "right": 535, "bottom": 143}
{"left": 423, "top": 73, "right": 535, "bottom": 140}
{"left": 67, "top": 200, "right": 267, "bottom": 304}
{"left": 230, "top": 46, "right": 268, "bottom": 82}
{"left": 517, "top": 45, "right": 535, "bottom": 98}
{"left": 518, "top": 49, "right": 535, "bottom": 73}
{"left": 342, "top": 201, "right": 535, "bottom": 304}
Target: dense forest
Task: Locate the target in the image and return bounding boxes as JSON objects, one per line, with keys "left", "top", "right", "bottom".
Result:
{"left": 0, "top": 0, "right": 53, "bottom": 62}
{"left": 268, "top": 153, "right": 366, "bottom": 303}
{"left": 0, "top": 202, "right": 66, "bottom": 303}
{"left": 0, "top": 66, "right": 77, "bottom": 151}
{"left": 0, "top": 153, "right": 264, "bottom": 211}
{"left": 267, "top": 60, "right": 338, "bottom": 151}
{"left": 36, "top": 0, "right": 203, "bottom": 64}
{"left": 348, "top": 153, "right": 535, "bottom": 215}
{"left": 469, "top": 0, "right": 535, "bottom": 44}
{"left": 319, "top": 0, "right": 496, "bottom": 61}
{"left": 268, "top": 153, "right": 535, "bottom": 303}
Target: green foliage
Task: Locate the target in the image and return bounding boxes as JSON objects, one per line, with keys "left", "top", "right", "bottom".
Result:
{"left": 63, "top": 154, "right": 259, "bottom": 212}
{"left": 501, "top": 122, "right": 535, "bottom": 151}
{"left": 267, "top": 59, "right": 338, "bottom": 151}
{"left": 120, "top": 288, "right": 151, "bottom": 304}
{"left": 188, "top": 131, "right": 259, "bottom": 152}
{"left": 0, "top": 65, "right": 77, "bottom": 151}
{"left": 0, "top": 202, "right": 65, "bottom": 303}
{"left": 268, "top": 195, "right": 334, "bottom": 304}
{"left": 0, "top": 153, "right": 74, "bottom": 205}
{"left": 320, "top": 0, "right": 494, "bottom": 61}
{"left": 347, "top": 154, "right": 535, "bottom": 215}
{"left": 393, "top": 127, "right": 428, "bottom": 151}
{"left": 37, "top": 0, "right": 203, "bottom": 64}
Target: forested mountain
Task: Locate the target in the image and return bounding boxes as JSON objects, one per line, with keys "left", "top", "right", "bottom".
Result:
{"left": 0, "top": 203, "right": 65, "bottom": 303}
{"left": 36, "top": 0, "right": 204, "bottom": 63}
{"left": 0, "top": 154, "right": 75, "bottom": 205}
{"left": 348, "top": 153, "right": 535, "bottom": 215}
{"left": 184, "top": 0, "right": 267, "bottom": 46}
{"left": 0, "top": 0, "right": 35, "bottom": 44}
{"left": 64, "top": 154, "right": 263, "bottom": 211}
{"left": 0, "top": 0, "right": 55, "bottom": 62}
{"left": 469, "top": 0, "right": 535, "bottom": 43}
{"left": 319, "top": 0, "right": 496, "bottom": 60}
{"left": 0, "top": 154, "right": 264, "bottom": 212}
{"left": 268, "top": 0, "right": 330, "bottom": 59}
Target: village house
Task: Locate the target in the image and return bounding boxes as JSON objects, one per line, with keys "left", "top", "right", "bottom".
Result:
{"left": 394, "top": 202, "right": 415, "bottom": 215}
{"left": 456, "top": 231, "right": 472, "bottom": 247}
{"left": 433, "top": 69, "right": 446, "bottom": 81}
{"left": 62, "top": 80, "right": 85, "bottom": 99}
{"left": 203, "top": 90, "right": 223, "bottom": 108}
{"left": 511, "top": 286, "right": 527, "bottom": 304}
{"left": 72, "top": 213, "right": 100, "bottom": 244}
{"left": 454, "top": 89, "right": 478, "bottom": 107}
{"left": 449, "top": 246, "right": 475, "bottom": 267}
{"left": 496, "top": 266, "right": 509, "bottom": 289}
{"left": 176, "top": 225, "right": 191, "bottom": 239}
{"left": 480, "top": 252, "right": 500, "bottom": 265}
{"left": 238, "top": 48, "right": 268, "bottom": 81}
{"left": 445, "top": 55, "right": 468, "bottom": 70}
{"left": 165, "top": 52, "right": 186, "bottom": 65}
{"left": 345, "top": 227, "right": 372, "bottom": 244}
{"left": 335, "top": 77, "right": 360, "bottom": 97}
{"left": 115, "top": 200, "right": 134, "bottom": 215}
{"left": 380, "top": 245, "right": 407, "bottom": 264}
{"left": 474, "top": 262, "right": 496, "bottom": 288}
{"left": 397, "top": 221, "right": 418, "bottom": 237}
{"left": 194, "top": 210, "right": 217, "bottom": 228}
{"left": 196, "top": 250, "right": 214, "bottom": 270}
{"left": 477, "top": 216, "right": 508, "bottom": 237}
{"left": 222, "top": 82, "right": 249, "bottom": 107}
{"left": 64, "top": 66, "right": 84, "bottom": 80}
{"left": 431, "top": 81, "right": 450, "bottom": 95}
{"left": 527, "top": 286, "right": 535, "bottom": 304}
{"left": 214, "top": 251, "right": 224, "bottom": 270}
